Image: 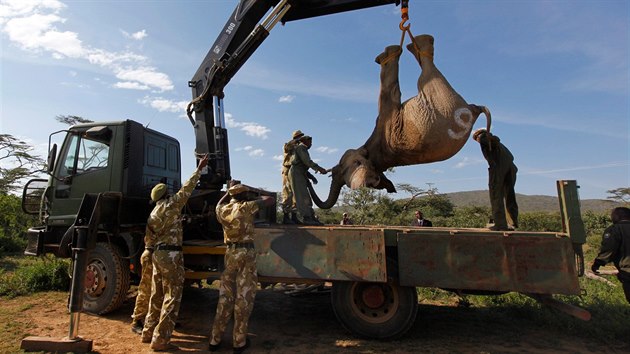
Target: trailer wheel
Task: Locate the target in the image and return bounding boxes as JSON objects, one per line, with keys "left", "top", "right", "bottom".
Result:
{"left": 82, "top": 242, "right": 130, "bottom": 315}
{"left": 331, "top": 281, "right": 418, "bottom": 340}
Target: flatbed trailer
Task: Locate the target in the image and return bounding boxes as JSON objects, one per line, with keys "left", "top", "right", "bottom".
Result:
{"left": 182, "top": 221, "right": 587, "bottom": 339}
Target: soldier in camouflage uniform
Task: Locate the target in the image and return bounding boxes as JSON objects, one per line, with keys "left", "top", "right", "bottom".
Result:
{"left": 473, "top": 129, "right": 518, "bottom": 231}
{"left": 130, "top": 225, "right": 155, "bottom": 334}
{"left": 289, "top": 135, "right": 329, "bottom": 225}
{"left": 209, "top": 183, "right": 274, "bottom": 353}
{"left": 142, "top": 154, "right": 208, "bottom": 352}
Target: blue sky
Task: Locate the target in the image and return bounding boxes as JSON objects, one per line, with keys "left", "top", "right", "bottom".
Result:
{"left": 1, "top": 0, "right": 628, "bottom": 201}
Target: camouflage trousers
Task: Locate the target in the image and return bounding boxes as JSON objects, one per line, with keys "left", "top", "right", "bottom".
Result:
{"left": 280, "top": 169, "right": 295, "bottom": 214}
{"left": 131, "top": 248, "right": 153, "bottom": 322}
{"left": 142, "top": 250, "right": 184, "bottom": 345}
{"left": 210, "top": 246, "right": 257, "bottom": 348}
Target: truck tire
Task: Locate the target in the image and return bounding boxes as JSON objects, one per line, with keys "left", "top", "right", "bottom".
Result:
{"left": 82, "top": 242, "right": 130, "bottom": 315}
{"left": 331, "top": 281, "right": 418, "bottom": 340}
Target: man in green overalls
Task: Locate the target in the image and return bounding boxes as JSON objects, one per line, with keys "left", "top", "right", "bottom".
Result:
{"left": 280, "top": 130, "right": 304, "bottom": 224}
{"left": 473, "top": 129, "right": 518, "bottom": 231}
{"left": 289, "top": 135, "right": 329, "bottom": 225}
{"left": 142, "top": 154, "right": 209, "bottom": 351}
{"left": 209, "top": 183, "right": 274, "bottom": 353}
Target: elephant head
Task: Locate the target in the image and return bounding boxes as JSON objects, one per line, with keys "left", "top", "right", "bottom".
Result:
{"left": 309, "top": 147, "right": 396, "bottom": 209}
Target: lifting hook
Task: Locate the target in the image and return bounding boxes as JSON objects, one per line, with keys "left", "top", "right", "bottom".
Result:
{"left": 399, "top": 0, "right": 410, "bottom": 31}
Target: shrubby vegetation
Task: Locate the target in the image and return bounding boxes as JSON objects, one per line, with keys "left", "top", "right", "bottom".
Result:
{"left": 0, "top": 193, "right": 34, "bottom": 253}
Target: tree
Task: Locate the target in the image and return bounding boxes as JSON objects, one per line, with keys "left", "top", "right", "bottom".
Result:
{"left": 397, "top": 183, "right": 455, "bottom": 219}
{"left": 0, "top": 134, "right": 44, "bottom": 194}
{"left": 607, "top": 187, "right": 630, "bottom": 205}
{"left": 55, "top": 115, "right": 93, "bottom": 125}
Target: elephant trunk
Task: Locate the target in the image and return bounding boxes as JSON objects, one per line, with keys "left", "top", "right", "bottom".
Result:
{"left": 308, "top": 168, "right": 345, "bottom": 209}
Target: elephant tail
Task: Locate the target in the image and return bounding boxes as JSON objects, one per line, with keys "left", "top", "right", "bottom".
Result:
{"left": 479, "top": 105, "right": 492, "bottom": 134}
{"left": 470, "top": 104, "right": 493, "bottom": 150}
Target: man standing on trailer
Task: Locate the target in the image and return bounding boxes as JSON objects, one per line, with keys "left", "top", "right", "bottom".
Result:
{"left": 591, "top": 206, "right": 630, "bottom": 304}
{"left": 289, "top": 135, "right": 329, "bottom": 225}
{"left": 142, "top": 154, "right": 209, "bottom": 351}
{"left": 473, "top": 129, "right": 518, "bottom": 231}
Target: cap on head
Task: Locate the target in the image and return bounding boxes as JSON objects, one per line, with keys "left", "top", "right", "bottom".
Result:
{"left": 228, "top": 183, "right": 249, "bottom": 196}
{"left": 151, "top": 183, "right": 167, "bottom": 202}
{"left": 301, "top": 135, "right": 312, "bottom": 142}
{"left": 472, "top": 128, "right": 487, "bottom": 141}
{"left": 292, "top": 130, "right": 304, "bottom": 139}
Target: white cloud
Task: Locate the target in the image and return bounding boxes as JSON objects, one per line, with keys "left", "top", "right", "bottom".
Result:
{"left": 116, "top": 67, "right": 173, "bottom": 91}
{"left": 225, "top": 113, "right": 270, "bottom": 139}
{"left": 272, "top": 154, "right": 283, "bottom": 161}
{"left": 115, "top": 81, "right": 150, "bottom": 90}
{"left": 139, "top": 96, "right": 188, "bottom": 112}
{"left": 248, "top": 149, "right": 264, "bottom": 157}
{"left": 453, "top": 157, "right": 484, "bottom": 169}
{"left": 0, "top": 1, "right": 173, "bottom": 91}
{"left": 430, "top": 169, "right": 444, "bottom": 174}
{"left": 315, "top": 146, "right": 338, "bottom": 154}
{"left": 121, "top": 29, "right": 147, "bottom": 40}
{"left": 278, "top": 95, "right": 295, "bottom": 103}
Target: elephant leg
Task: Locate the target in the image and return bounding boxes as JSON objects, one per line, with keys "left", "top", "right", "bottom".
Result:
{"left": 375, "top": 45, "right": 402, "bottom": 120}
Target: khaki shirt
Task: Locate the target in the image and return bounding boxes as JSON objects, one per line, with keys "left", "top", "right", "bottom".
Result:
{"left": 282, "top": 139, "right": 299, "bottom": 174}
{"left": 216, "top": 200, "right": 262, "bottom": 244}
{"left": 148, "top": 169, "right": 201, "bottom": 247}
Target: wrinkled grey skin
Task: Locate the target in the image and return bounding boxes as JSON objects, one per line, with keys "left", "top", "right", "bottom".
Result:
{"left": 311, "top": 34, "right": 491, "bottom": 209}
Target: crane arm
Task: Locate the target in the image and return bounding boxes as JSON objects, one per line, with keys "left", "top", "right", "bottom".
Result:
{"left": 188, "top": 0, "right": 400, "bottom": 189}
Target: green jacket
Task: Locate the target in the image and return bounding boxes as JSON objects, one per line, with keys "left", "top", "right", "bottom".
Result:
{"left": 479, "top": 135, "right": 515, "bottom": 169}
{"left": 594, "top": 220, "right": 630, "bottom": 282}
{"left": 290, "top": 143, "right": 323, "bottom": 172}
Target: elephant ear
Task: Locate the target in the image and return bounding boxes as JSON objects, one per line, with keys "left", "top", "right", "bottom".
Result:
{"left": 376, "top": 172, "right": 396, "bottom": 193}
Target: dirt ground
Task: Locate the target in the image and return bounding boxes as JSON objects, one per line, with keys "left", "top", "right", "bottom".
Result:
{"left": 7, "top": 285, "right": 626, "bottom": 354}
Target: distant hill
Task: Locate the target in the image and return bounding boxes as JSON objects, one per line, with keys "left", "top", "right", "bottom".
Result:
{"left": 444, "top": 190, "right": 621, "bottom": 213}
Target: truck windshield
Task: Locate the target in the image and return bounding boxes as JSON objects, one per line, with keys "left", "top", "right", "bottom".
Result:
{"left": 60, "top": 134, "right": 110, "bottom": 176}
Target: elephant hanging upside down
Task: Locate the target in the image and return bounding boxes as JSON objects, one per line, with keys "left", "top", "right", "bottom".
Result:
{"left": 311, "top": 34, "right": 492, "bottom": 209}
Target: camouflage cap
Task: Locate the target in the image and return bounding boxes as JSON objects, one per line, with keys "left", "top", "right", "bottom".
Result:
{"left": 151, "top": 183, "right": 167, "bottom": 202}
{"left": 292, "top": 130, "right": 304, "bottom": 139}
{"left": 228, "top": 183, "right": 249, "bottom": 196}
{"left": 472, "top": 128, "right": 487, "bottom": 141}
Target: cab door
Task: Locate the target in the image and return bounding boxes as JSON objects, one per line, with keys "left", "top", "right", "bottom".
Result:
{"left": 48, "top": 129, "right": 114, "bottom": 227}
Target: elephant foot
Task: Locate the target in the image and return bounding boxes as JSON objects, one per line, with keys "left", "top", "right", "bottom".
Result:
{"left": 375, "top": 45, "right": 402, "bottom": 65}
{"left": 406, "top": 34, "right": 434, "bottom": 64}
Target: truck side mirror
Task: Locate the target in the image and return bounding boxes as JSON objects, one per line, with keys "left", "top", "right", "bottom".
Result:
{"left": 47, "top": 143, "right": 57, "bottom": 173}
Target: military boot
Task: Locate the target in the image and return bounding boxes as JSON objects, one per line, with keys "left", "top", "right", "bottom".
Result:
{"left": 302, "top": 216, "right": 323, "bottom": 226}
{"left": 291, "top": 212, "right": 301, "bottom": 224}
{"left": 282, "top": 212, "right": 295, "bottom": 224}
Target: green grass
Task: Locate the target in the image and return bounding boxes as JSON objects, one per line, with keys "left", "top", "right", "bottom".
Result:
{"left": 0, "top": 254, "right": 70, "bottom": 298}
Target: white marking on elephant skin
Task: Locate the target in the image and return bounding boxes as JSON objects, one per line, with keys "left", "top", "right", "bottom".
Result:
{"left": 448, "top": 107, "right": 473, "bottom": 140}
{"left": 405, "top": 92, "right": 436, "bottom": 132}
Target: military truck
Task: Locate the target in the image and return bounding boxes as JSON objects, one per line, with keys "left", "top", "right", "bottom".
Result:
{"left": 20, "top": 0, "right": 589, "bottom": 339}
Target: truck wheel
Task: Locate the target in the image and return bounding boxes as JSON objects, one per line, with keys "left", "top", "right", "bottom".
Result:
{"left": 82, "top": 242, "right": 130, "bottom": 315}
{"left": 331, "top": 281, "right": 418, "bottom": 340}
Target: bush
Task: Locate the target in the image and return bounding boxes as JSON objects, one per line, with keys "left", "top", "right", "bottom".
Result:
{"left": 0, "top": 256, "right": 70, "bottom": 297}
{"left": 519, "top": 211, "right": 562, "bottom": 231}
{"left": 0, "top": 193, "right": 37, "bottom": 254}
